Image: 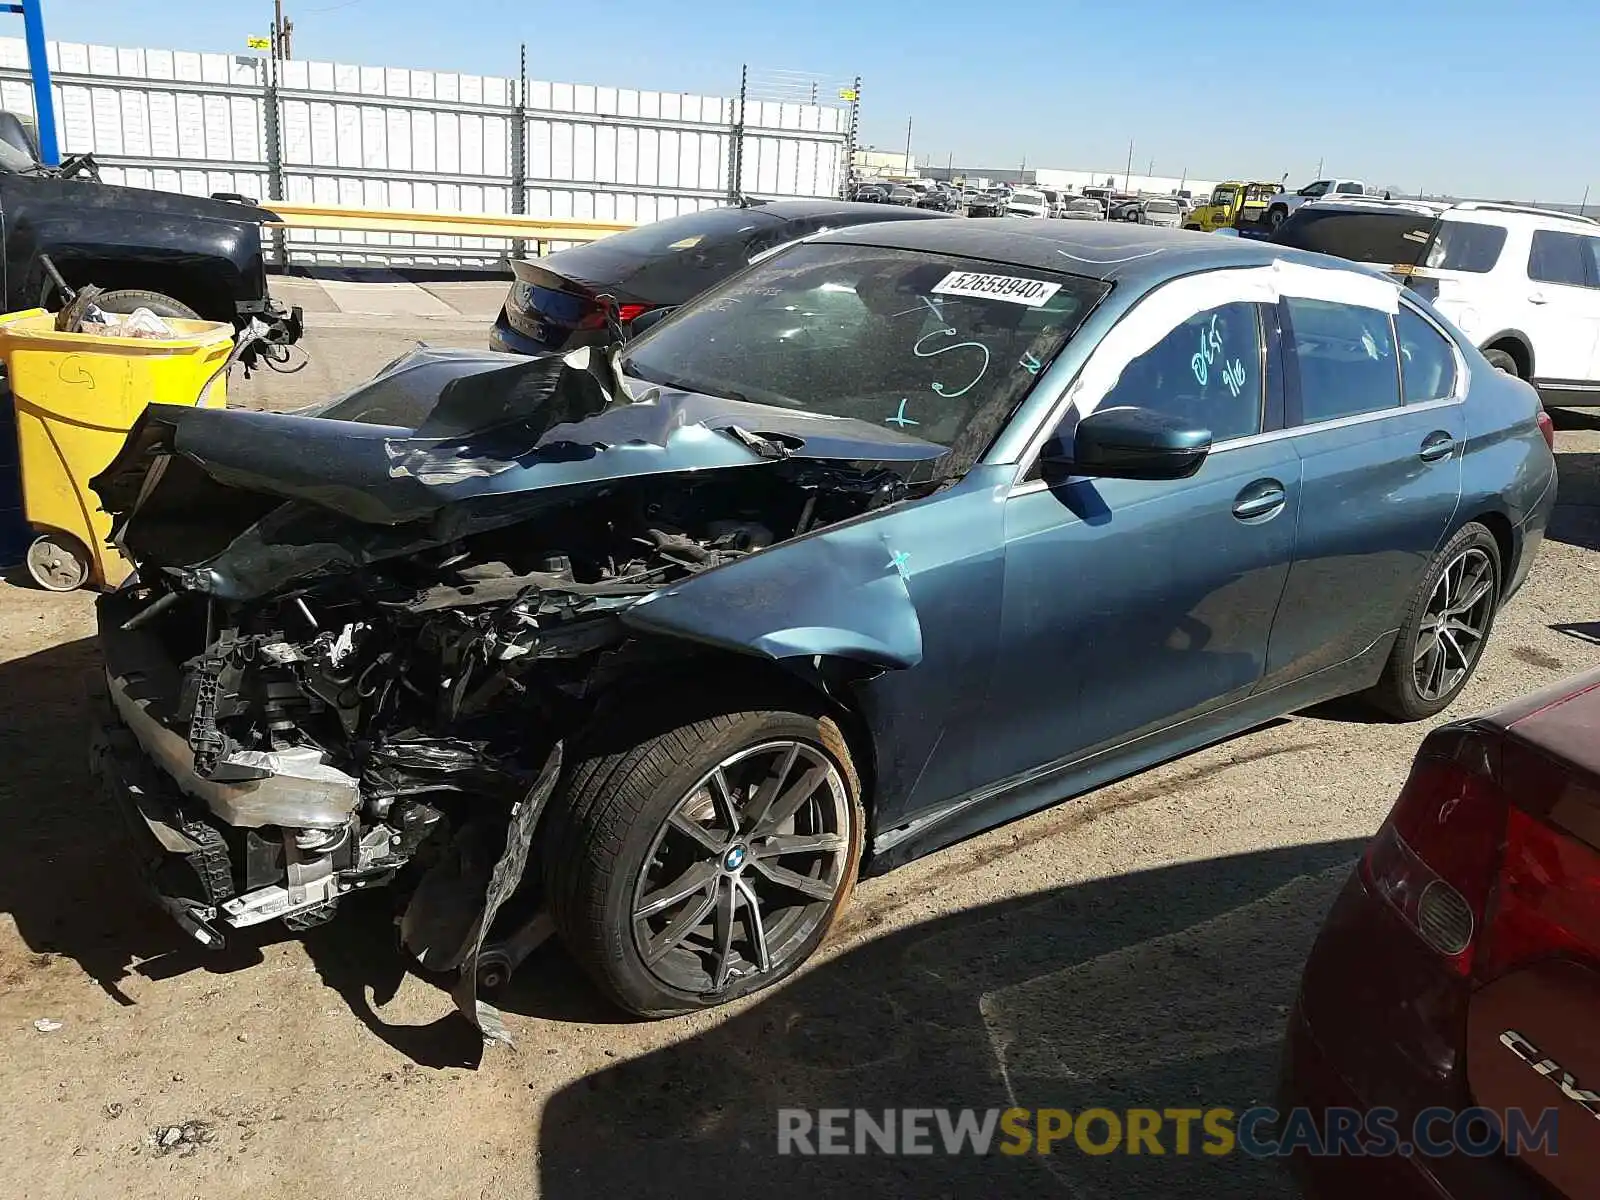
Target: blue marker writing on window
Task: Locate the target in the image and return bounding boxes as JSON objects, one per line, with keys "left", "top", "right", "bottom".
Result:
{"left": 886, "top": 399, "right": 919, "bottom": 427}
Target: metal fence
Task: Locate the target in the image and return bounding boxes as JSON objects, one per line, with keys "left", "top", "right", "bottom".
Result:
{"left": 0, "top": 39, "right": 852, "bottom": 267}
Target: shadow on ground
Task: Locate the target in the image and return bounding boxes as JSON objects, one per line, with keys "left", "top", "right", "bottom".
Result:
{"left": 537, "top": 839, "right": 1364, "bottom": 1200}
{"left": 1548, "top": 424, "right": 1600, "bottom": 552}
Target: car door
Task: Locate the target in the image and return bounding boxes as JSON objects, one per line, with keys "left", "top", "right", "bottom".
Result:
{"left": 1259, "top": 297, "right": 1465, "bottom": 688}
{"left": 1523, "top": 229, "right": 1600, "bottom": 383}
{"left": 986, "top": 295, "right": 1300, "bottom": 783}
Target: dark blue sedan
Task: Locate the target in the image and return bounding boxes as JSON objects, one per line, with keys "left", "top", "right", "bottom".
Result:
{"left": 93, "top": 221, "right": 1556, "bottom": 1022}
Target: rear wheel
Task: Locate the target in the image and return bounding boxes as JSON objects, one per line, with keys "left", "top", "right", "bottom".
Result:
{"left": 1267, "top": 206, "right": 1289, "bottom": 230}
{"left": 544, "top": 701, "right": 863, "bottom": 1017}
{"left": 1366, "top": 522, "right": 1501, "bottom": 720}
{"left": 1483, "top": 347, "right": 1521, "bottom": 377}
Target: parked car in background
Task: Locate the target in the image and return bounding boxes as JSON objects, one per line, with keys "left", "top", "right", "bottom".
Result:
{"left": 1059, "top": 197, "right": 1107, "bottom": 221}
{"left": 1186, "top": 181, "right": 1278, "bottom": 232}
{"left": 94, "top": 222, "right": 1552, "bottom": 1023}
{"left": 965, "top": 192, "right": 1006, "bottom": 218}
{"left": 1272, "top": 197, "right": 1600, "bottom": 404}
{"left": 1109, "top": 198, "right": 1144, "bottom": 223}
{"left": 850, "top": 183, "right": 889, "bottom": 203}
{"left": 1138, "top": 197, "right": 1183, "bottom": 228}
{"left": 1264, "top": 177, "right": 1378, "bottom": 230}
{"left": 886, "top": 185, "right": 920, "bottom": 207}
{"left": 0, "top": 110, "right": 301, "bottom": 352}
{"left": 1005, "top": 189, "right": 1051, "bottom": 218}
{"left": 490, "top": 200, "right": 949, "bottom": 355}
{"left": 1283, "top": 665, "right": 1596, "bottom": 1200}
{"left": 917, "top": 187, "right": 962, "bottom": 213}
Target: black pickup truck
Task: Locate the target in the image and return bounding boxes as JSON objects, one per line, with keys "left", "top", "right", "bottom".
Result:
{"left": 0, "top": 113, "right": 301, "bottom": 353}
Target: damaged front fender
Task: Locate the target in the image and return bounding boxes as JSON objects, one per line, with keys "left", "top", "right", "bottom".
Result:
{"left": 622, "top": 526, "right": 924, "bottom": 670}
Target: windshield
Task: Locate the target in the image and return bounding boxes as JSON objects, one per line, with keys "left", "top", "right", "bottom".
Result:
{"left": 587, "top": 206, "right": 779, "bottom": 259}
{"left": 1010, "top": 192, "right": 1045, "bottom": 205}
{"left": 1145, "top": 200, "right": 1178, "bottom": 213}
{"left": 1210, "top": 187, "right": 1237, "bottom": 207}
{"left": 1068, "top": 199, "right": 1101, "bottom": 211}
{"left": 619, "top": 243, "right": 1109, "bottom": 457}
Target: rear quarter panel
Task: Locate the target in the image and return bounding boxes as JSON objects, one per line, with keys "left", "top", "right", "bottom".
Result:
{"left": 1457, "top": 341, "right": 1558, "bottom": 590}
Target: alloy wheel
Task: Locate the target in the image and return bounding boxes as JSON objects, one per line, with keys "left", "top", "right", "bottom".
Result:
{"left": 630, "top": 740, "right": 851, "bottom": 996}
{"left": 1413, "top": 547, "right": 1496, "bottom": 701}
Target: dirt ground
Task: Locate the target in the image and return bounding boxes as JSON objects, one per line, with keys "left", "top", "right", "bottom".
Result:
{"left": 2, "top": 307, "right": 1599, "bottom": 1199}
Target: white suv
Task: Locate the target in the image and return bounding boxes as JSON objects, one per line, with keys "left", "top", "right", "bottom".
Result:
{"left": 1273, "top": 196, "right": 1600, "bottom": 404}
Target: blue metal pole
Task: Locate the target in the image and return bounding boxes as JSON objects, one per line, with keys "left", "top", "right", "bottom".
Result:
{"left": 18, "top": 0, "right": 56, "bottom": 164}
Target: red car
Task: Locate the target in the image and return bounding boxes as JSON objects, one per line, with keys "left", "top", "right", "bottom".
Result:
{"left": 1282, "top": 668, "right": 1600, "bottom": 1198}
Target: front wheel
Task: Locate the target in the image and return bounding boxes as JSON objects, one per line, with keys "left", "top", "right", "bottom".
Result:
{"left": 544, "top": 702, "right": 864, "bottom": 1017}
{"left": 1365, "top": 522, "right": 1501, "bottom": 720}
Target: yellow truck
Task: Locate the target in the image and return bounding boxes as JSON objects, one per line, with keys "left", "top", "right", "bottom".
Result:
{"left": 1184, "top": 181, "right": 1280, "bottom": 232}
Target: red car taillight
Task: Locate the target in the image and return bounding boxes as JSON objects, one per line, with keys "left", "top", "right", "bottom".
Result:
{"left": 576, "top": 302, "right": 653, "bottom": 330}
{"left": 1474, "top": 739, "right": 1600, "bottom": 981}
{"left": 1537, "top": 410, "right": 1555, "bottom": 452}
{"left": 1362, "top": 747, "right": 1511, "bottom": 976}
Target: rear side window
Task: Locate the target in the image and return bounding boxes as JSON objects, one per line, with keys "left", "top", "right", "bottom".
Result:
{"left": 1395, "top": 307, "right": 1457, "bottom": 403}
{"left": 1286, "top": 298, "right": 1401, "bottom": 424}
{"left": 1335, "top": 182, "right": 1366, "bottom": 194}
{"left": 1423, "top": 221, "right": 1507, "bottom": 273}
{"left": 1528, "top": 230, "right": 1593, "bottom": 287}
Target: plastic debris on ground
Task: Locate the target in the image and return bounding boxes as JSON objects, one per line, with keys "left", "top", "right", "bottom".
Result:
{"left": 32, "top": 1017, "right": 63, "bottom": 1032}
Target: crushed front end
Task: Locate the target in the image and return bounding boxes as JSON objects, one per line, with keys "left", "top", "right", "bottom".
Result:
{"left": 87, "top": 344, "right": 942, "bottom": 1031}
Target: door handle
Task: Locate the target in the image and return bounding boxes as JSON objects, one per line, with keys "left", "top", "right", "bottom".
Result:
{"left": 1419, "top": 431, "right": 1457, "bottom": 462}
{"left": 1232, "top": 479, "right": 1287, "bottom": 520}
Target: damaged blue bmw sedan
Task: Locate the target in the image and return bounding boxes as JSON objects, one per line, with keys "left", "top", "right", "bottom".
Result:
{"left": 89, "top": 221, "right": 1555, "bottom": 1023}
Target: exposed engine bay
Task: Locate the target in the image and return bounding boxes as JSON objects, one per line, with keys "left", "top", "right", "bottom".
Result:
{"left": 90, "top": 343, "right": 944, "bottom": 1039}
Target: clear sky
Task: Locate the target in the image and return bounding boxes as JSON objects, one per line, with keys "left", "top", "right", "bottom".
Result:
{"left": 27, "top": 0, "right": 1600, "bottom": 202}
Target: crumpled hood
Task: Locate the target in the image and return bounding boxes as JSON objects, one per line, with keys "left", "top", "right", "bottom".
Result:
{"left": 92, "top": 344, "right": 948, "bottom": 600}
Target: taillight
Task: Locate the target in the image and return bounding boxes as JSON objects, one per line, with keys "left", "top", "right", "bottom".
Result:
{"left": 1362, "top": 747, "right": 1511, "bottom": 975}
{"left": 577, "top": 302, "right": 652, "bottom": 330}
{"left": 1537, "top": 411, "right": 1555, "bottom": 452}
{"left": 1475, "top": 740, "right": 1600, "bottom": 980}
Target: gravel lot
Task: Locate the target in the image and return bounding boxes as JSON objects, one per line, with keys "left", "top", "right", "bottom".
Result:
{"left": 2, "top": 297, "right": 1598, "bottom": 1199}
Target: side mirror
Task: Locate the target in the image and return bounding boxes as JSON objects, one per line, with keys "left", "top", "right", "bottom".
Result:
{"left": 627, "top": 306, "right": 676, "bottom": 337}
{"left": 1042, "top": 405, "right": 1212, "bottom": 481}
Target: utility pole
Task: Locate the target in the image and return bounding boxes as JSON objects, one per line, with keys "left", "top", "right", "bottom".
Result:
{"left": 1124, "top": 139, "right": 1134, "bottom": 192}
{"left": 1315, "top": 155, "right": 1324, "bottom": 177}
{"left": 1582, "top": 185, "right": 1591, "bottom": 216}
{"left": 273, "top": 0, "right": 294, "bottom": 59}
{"left": 903, "top": 116, "right": 912, "bottom": 173}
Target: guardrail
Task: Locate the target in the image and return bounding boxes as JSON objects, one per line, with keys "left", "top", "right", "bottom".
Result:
{"left": 262, "top": 202, "right": 638, "bottom": 259}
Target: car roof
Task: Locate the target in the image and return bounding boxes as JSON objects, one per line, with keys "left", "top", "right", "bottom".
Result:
{"left": 812, "top": 218, "right": 1373, "bottom": 285}
{"left": 751, "top": 198, "right": 947, "bottom": 224}
{"left": 1299, "top": 196, "right": 1600, "bottom": 229}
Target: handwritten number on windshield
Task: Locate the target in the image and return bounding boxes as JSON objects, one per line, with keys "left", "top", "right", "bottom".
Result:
{"left": 914, "top": 327, "right": 991, "bottom": 400}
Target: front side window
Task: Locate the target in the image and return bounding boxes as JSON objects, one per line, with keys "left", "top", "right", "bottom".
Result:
{"left": 1097, "top": 302, "right": 1266, "bottom": 442}
{"left": 1286, "top": 297, "right": 1401, "bottom": 423}
{"left": 621, "top": 244, "right": 1109, "bottom": 463}
{"left": 1300, "top": 181, "right": 1332, "bottom": 197}
{"left": 1395, "top": 307, "right": 1458, "bottom": 404}
{"left": 1527, "top": 230, "right": 1592, "bottom": 287}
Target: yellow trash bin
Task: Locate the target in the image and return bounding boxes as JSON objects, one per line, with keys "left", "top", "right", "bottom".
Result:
{"left": 0, "top": 308, "right": 234, "bottom": 591}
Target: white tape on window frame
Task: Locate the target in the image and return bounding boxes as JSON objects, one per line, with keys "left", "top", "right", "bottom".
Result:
{"left": 1070, "top": 260, "right": 1401, "bottom": 418}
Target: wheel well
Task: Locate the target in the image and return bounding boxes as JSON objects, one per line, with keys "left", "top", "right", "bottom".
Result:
{"left": 1467, "top": 510, "right": 1516, "bottom": 594}
{"left": 1481, "top": 335, "right": 1532, "bottom": 379}
{"left": 584, "top": 645, "right": 881, "bottom": 822}
{"left": 41, "top": 259, "right": 234, "bottom": 322}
